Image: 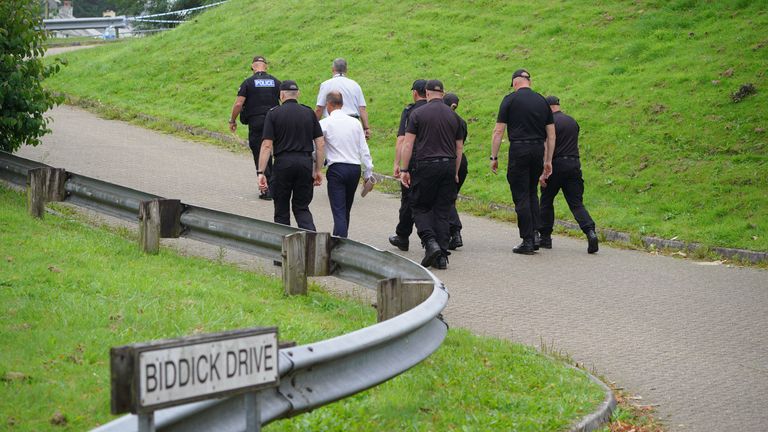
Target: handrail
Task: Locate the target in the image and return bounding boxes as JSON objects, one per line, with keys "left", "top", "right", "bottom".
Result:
{"left": 0, "top": 151, "right": 449, "bottom": 431}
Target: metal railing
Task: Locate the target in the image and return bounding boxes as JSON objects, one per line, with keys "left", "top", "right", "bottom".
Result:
{"left": 43, "top": 16, "right": 128, "bottom": 31}
{"left": 0, "top": 151, "right": 449, "bottom": 431}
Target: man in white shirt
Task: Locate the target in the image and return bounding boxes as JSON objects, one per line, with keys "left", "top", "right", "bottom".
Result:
{"left": 315, "top": 58, "right": 371, "bottom": 139}
{"left": 320, "top": 91, "right": 374, "bottom": 238}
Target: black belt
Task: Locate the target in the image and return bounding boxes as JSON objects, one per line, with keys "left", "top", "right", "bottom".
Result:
{"left": 347, "top": 113, "right": 360, "bottom": 119}
{"left": 275, "top": 151, "right": 312, "bottom": 158}
{"left": 509, "top": 139, "right": 543, "bottom": 144}
{"left": 554, "top": 155, "right": 579, "bottom": 160}
{"left": 417, "top": 157, "right": 455, "bottom": 163}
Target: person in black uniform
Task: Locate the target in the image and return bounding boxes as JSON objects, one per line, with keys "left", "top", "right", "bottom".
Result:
{"left": 443, "top": 92, "right": 468, "bottom": 250}
{"left": 388, "top": 79, "right": 427, "bottom": 251}
{"left": 400, "top": 80, "right": 464, "bottom": 269}
{"left": 538, "top": 96, "right": 598, "bottom": 253}
{"left": 258, "top": 80, "right": 325, "bottom": 230}
{"left": 491, "top": 69, "right": 555, "bottom": 255}
{"left": 229, "top": 55, "right": 281, "bottom": 200}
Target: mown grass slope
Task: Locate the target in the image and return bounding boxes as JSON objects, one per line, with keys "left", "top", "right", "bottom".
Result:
{"left": 45, "top": 0, "right": 768, "bottom": 251}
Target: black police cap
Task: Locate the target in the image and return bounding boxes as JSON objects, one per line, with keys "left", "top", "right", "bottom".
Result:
{"left": 280, "top": 80, "right": 299, "bottom": 91}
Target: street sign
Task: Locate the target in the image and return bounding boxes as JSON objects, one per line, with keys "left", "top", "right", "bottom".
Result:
{"left": 111, "top": 327, "right": 279, "bottom": 414}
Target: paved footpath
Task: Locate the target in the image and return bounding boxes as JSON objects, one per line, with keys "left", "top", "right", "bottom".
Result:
{"left": 17, "top": 105, "right": 768, "bottom": 431}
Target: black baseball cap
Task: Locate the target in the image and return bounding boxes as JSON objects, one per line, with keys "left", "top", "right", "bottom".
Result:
{"left": 411, "top": 79, "right": 427, "bottom": 93}
{"left": 545, "top": 95, "right": 560, "bottom": 106}
{"left": 443, "top": 92, "right": 459, "bottom": 107}
{"left": 252, "top": 55, "right": 267, "bottom": 63}
{"left": 510, "top": 68, "right": 531, "bottom": 86}
{"left": 426, "top": 79, "right": 444, "bottom": 92}
{"left": 280, "top": 80, "right": 299, "bottom": 91}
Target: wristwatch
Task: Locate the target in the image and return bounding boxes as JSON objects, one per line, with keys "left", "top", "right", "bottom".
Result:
{"left": 489, "top": 156, "right": 498, "bottom": 161}
{"left": 228, "top": 119, "right": 236, "bottom": 124}
{"left": 400, "top": 167, "right": 409, "bottom": 173}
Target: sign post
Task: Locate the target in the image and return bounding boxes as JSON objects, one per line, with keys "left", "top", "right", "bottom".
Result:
{"left": 111, "top": 327, "right": 279, "bottom": 430}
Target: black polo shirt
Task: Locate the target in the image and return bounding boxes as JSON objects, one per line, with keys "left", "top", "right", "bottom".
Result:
{"left": 496, "top": 87, "right": 553, "bottom": 142}
{"left": 262, "top": 100, "right": 323, "bottom": 156}
{"left": 406, "top": 99, "right": 463, "bottom": 160}
{"left": 397, "top": 99, "right": 427, "bottom": 137}
{"left": 238, "top": 71, "right": 281, "bottom": 120}
{"left": 552, "top": 111, "right": 580, "bottom": 158}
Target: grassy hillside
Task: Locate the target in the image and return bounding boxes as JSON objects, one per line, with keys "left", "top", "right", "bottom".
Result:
{"left": 45, "top": 0, "right": 767, "bottom": 251}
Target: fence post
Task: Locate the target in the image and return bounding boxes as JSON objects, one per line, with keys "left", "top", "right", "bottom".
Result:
{"left": 282, "top": 232, "right": 307, "bottom": 295}
{"left": 157, "top": 199, "right": 182, "bottom": 238}
{"left": 376, "top": 278, "right": 434, "bottom": 322}
{"left": 138, "top": 200, "right": 161, "bottom": 254}
{"left": 27, "top": 167, "right": 67, "bottom": 218}
{"left": 306, "top": 232, "right": 333, "bottom": 277}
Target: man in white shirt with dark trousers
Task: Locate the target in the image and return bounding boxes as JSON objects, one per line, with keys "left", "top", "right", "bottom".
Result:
{"left": 320, "top": 91, "right": 374, "bottom": 238}
{"left": 315, "top": 58, "right": 371, "bottom": 139}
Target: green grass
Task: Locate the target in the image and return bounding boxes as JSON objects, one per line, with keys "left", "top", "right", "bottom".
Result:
{"left": 43, "top": 0, "right": 768, "bottom": 252}
{"left": 0, "top": 186, "right": 604, "bottom": 431}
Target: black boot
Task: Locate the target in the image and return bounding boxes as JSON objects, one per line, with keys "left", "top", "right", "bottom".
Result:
{"left": 448, "top": 231, "right": 463, "bottom": 250}
{"left": 513, "top": 239, "right": 536, "bottom": 255}
{"left": 435, "top": 253, "right": 449, "bottom": 270}
{"left": 533, "top": 231, "right": 541, "bottom": 251}
{"left": 388, "top": 234, "right": 409, "bottom": 251}
{"left": 586, "top": 230, "right": 599, "bottom": 254}
{"left": 421, "top": 239, "right": 442, "bottom": 267}
{"left": 539, "top": 234, "right": 552, "bottom": 249}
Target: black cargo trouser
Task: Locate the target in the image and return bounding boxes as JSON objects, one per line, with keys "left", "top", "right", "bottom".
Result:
{"left": 248, "top": 115, "right": 272, "bottom": 189}
{"left": 506, "top": 143, "right": 544, "bottom": 242}
{"left": 539, "top": 157, "right": 595, "bottom": 236}
{"left": 448, "top": 153, "right": 468, "bottom": 235}
{"left": 271, "top": 152, "right": 316, "bottom": 231}
{"left": 410, "top": 159, "right": 457, "bottom": 252}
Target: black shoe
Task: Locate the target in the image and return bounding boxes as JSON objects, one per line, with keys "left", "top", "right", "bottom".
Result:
{"left": 273, "top": 260, "right": 282, "bottom": 267}
{"left": 513, "top": 240, "right": 536, "bottom": 255}
{"left": 586, "top": 230, "right": 599, "bottom": 254}
{"left": 259, "top": 190, "right": 272, "bottom": 201}
{"left": 539, "top": 235, "right": 552, "bottom": 249}
{"left": 435, "top": 254, "right": 448, "bottom": 270}
{"left": 388, "top": 235, "right": 409, "bottom": 251}
{"left": 533, "top": 232, "right": 541, "bottom": 251}
{"left": 421, "top": 239, "right": 441, "bottom": 267}
{"left": 448, "top": 232, "right": 463, "bottom": 250}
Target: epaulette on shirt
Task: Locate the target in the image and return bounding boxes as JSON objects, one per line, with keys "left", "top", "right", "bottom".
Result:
{"left": 268, "top": 105, "right": 279, "bottom": 111}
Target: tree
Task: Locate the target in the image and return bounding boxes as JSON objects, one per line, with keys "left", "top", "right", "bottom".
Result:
{"left": 0, "top": 0, "right": 65, "bottom": 153}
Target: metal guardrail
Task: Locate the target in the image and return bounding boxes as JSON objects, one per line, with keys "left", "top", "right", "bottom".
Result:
{"left": 43, "top": 16, "right": 128, "bottom": 31}
{"left": 0, "top": 151, "right": 449, "bottom": 431}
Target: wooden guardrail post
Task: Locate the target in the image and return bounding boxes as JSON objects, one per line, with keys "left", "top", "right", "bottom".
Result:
{"left": 282, "top": 232, "right": 307, "bottom": 295}
{"left": 138, "top": 199, "right": 182, "bottom": 254}
{"left": 306, "top": 232, "right": 333, "bottom": 277}
{"left": 376, "top": 278, "right": 434, "bottom": 322}
{"left": 27, "top": 167, "right": 67, "bottom": 218}
{"left": 138, "top": 200, "right": 161, "bottom": 254}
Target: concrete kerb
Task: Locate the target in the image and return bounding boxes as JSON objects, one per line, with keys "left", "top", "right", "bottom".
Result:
{"left": 371, "top": 172, "right": 768, "bottom": 264}
{"left": 567, "top": 366, "right": 618, "bottom": 432}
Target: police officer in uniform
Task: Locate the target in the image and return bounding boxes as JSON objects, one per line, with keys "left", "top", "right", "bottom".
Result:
{"left": 258, "top": 80, "right": 325, "bottom": 230}
{"left": 490, "top": 69, "right": 555, "bottom": 255}
{"left": 388, "top": 79, "right": 427, "bottom": 251}
{"left": 229, "top": 55, "right": 281, "bottom": 200}
{"left": 400, "top": 80, "right": 464, "bottom": 269}
{"left": 443, "top": 92, "right": 469, "bottom": 250}
{"left": 538, "top": 96, "right": 598, "bottom": 253}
